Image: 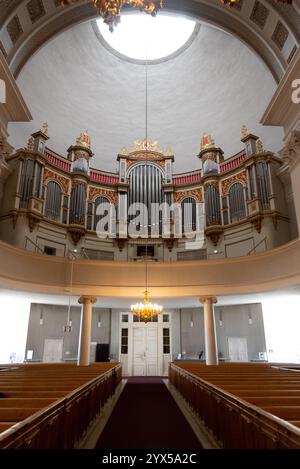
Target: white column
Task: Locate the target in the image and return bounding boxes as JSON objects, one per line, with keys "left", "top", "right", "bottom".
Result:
{"left": 200, "top": 296, "right": 218, "bottom": 366}
{"left": 78, "top": 296, "right": 97, "bottom": 366}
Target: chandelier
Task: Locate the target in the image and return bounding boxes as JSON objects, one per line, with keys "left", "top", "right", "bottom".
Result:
{"left": 131, "top": 290, "right": 163, "bottom": 323}
{"left": 61, "top": 1, "right": 163, "bottom": 32}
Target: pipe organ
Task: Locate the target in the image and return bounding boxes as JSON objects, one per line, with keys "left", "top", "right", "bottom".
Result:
{"left": 0, "top": 127, "right": 294, "bottom": 260}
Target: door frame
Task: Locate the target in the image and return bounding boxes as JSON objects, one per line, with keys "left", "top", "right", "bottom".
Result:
{"left": 119, "top": 312, "right": 172, "bottom": 376}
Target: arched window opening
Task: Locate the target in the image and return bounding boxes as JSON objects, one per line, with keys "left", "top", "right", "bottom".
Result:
{"left": 70, "top": 184, "right": 86, "bottom": 225}
{"left": 229, "top": 183, "right": 246, "bottom": 223}
{"left": 181, "top": 197, "right": 197, "bottom": 233}
{"left": 45, "top": 181, "right": 62, "bottom": 221}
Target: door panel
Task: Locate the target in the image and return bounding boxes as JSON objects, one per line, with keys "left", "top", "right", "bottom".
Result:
{"left": 43, "top": 339, "right": 63, "bottom": 363}
{"left": 228, "top": 337, "right": 248, "bottom": 362}
{"left": 133, "top": 328, "right": 146, "bottom": 376}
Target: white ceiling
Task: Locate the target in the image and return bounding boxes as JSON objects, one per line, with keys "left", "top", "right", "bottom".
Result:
{"left": 8, "top": 17, "right": 284, "bottom": 173}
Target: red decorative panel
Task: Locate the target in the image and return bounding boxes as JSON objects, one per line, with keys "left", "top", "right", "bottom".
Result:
{"left": 174, "top": 188, "right": 203, "bottom": 203}
{"left": 43, "top": 168, "right": 70, "bottom": 193}
{"left": 173, "top": 172, "right": 201, "bottom": 186}
{"left": 45, "top": 148, "right": 71, "bottom": 172}
{"left": 90, "top": 171, "right": 119, "bottom": 185}
{"left": 221, "top": 171, "right": 247, "bottom": 196}
{"left": 88, "top": 186, "right": 118, "bottom": 205}
{"left": 220, "top": 152, "right": 246, "bottom": 173}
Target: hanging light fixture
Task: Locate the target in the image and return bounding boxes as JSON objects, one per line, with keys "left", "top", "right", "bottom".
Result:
{"left": 60, "top": 1, "right": 163, "bottom": 32}
{"left": 130, "top": 17, "right": 163, "bottom": 323}
{"left": 131, "top": 290, "right": 163, "bottom": 323}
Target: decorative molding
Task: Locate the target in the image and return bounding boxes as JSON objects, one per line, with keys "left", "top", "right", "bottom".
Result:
{"left": 78, "top": 296, "right": 97, "bottom": 305}
{"left": 165, "top": 238, "right": 175, "bottom": 252}
{"left": 281, "top": 130, "right": 300, "bottom": 171}
{"left": 221, "top": 171, "right": 247, "bottom": 196}
{"left": 116, "top": 238, "right": 126, "bottom": 252}
{"left": 67, "top": 226, "right": 86, "bottom": 245}
{"left": 205, "top": 226, "right": 223, "bottom": 246}
{"left": 174, "top": 188, "right": 203, "bottom": 203}
{"left": 203, "top": 180, "right": 219, "bottom": 191}
{"left": 250, "top": 215, "right": 263, "bottom": 234}
{"left": 272, "top": 21, "right": 289, "bottom": 51}
{"left": 199, "top": 296, "right": 218, "bottom": 305}
{"left": 88, "top": 186, "right": 117, "bottom": 205}
{"left": 28, "top": 213, "right": 40, "bottom": 232}
{"left": 127, "top": 159, "right": 165, "bottom": 170}
{"left": 43, "top": 168, "right": 70, "bottom": 194}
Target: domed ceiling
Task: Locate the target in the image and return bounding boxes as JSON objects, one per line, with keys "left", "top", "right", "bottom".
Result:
{"left": 8, "top": 15, "right": 284, "bottom": 173}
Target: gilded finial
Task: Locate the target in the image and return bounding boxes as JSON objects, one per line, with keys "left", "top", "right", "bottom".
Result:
{"left": 120, "top": 146, "right": 128, "bottom": 156}
{"left": 201, "top": 133, "right": 215, "bottom": 150}
{"left": 241, "top": 125, "right": 248, "bottom": 140}
{"left": 76, "top": 130, "right": 91, "bottom": 149}
{"left": 40, "top": 122, "right": 49, "bottom": 136}
{"left": 165, "top": 145, "right": 173, "bottom": 157}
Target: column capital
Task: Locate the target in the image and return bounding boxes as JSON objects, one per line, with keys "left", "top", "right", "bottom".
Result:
{"left": 199, "top": 296, "right": 218, "bottom": 305}
{"left": 78, "top": 296, "right": 97, "bottom": 305}
{"left": 280, "top": 129, "right": 300, "bottom": 171}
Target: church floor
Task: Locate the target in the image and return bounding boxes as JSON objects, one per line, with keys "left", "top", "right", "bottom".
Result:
{"left": 95, "top": 377, "right": 203, "bottom": 449}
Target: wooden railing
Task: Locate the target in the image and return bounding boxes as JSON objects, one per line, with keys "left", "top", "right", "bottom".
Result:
{"left": 169, "top": 363, "right": 300, "bottom": 448}
{"left": 0, "top": 364, "right": 122, "bottom": 449}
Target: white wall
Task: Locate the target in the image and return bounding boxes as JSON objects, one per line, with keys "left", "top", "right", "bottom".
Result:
{"left": 0, "top": 293, "right": 30, "bottom": 364}
{"left": 262, "top": 295, "right": 300, "bottom": 363}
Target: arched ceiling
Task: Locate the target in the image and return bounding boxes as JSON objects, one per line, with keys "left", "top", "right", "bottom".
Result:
{"left": 0, "top": 0, "right": 299, "bottom": 80}
{"left": 7, "top": 18, "right": 285, "bottom": 172}
{"left": 1, "top": 0, "right": 299, "bottom": 172}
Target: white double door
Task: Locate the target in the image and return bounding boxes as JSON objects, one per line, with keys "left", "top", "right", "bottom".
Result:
{"left": 133, "top": 326, "right": 158, "bottom": 376}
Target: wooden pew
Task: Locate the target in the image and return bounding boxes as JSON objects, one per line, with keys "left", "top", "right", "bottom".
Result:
{"left": 0, "top": 362, "right": 122, "bottom": 448}
{"left": 169, "top": 362, "right": 300, "bottom": 448}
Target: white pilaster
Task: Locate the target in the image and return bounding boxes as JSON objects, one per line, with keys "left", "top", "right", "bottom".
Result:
{"left": 78, "top": 296, "right": 97, "bottom": 366}
{"left": 200, "top": 296, "right": 218, "bottom": 366}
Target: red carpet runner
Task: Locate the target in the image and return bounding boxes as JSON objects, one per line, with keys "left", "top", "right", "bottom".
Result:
{"left": 96, "top": 377, "right": 203, "bottom": 449}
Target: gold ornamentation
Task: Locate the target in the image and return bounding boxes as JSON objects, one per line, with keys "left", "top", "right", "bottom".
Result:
{"left": 61, "top": 1, "right": 163, "bottom": 32}
{"left": 40, "top": 122, "right": 49, "bottom": 136}
{"left": 131, "top": 290, "right": 163, "bottom": 323}
{"left": 165, "top": 146, "right": 173, "bottom": 157}
{"left": 76, "top": 130, "right": 91, "bottom": 149}
{"left": 88, "top": 186, "right": 118, "bottom": 205}
{"left": 221, "top": 171, "right": 247, "bottom": 196}
{"left": 174, "top": 188, "right": 203, "bottom": 204}
{"left": 43, "top": 168, "right": 70, "bottom": 194}
{"left": 132, "top": 140, "right": 162, "bottom": 153}
{"left": 120, "top": 146, "right": 128, "bottom": 156}
{"left": 241, "top": 125, "right": 249, "bottom": 140}
{"left": 201, "top": 134, "right": 215, "bottom": 150}
{"left": 204, "top": 180, "right": 219, "bottom": 191}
